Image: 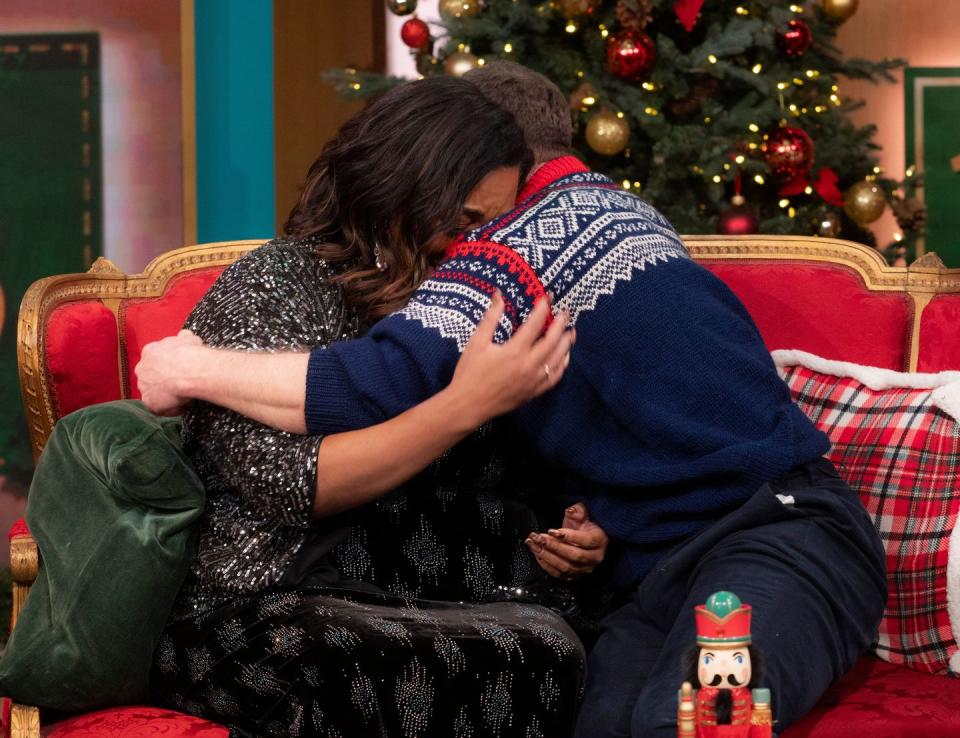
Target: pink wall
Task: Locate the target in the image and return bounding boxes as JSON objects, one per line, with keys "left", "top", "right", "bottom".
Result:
{"left": 835, "top": 1, "right": 960, "bottom": 248}
{"left": 3, "top": 0, "right": 185, "bottom": 272}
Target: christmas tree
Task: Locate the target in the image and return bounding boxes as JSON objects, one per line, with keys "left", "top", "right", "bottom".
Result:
{"left": 335, "top": 0, "right": 925, "bottom": 264}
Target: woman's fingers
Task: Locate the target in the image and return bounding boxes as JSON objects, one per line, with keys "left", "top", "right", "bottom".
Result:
{"left": 531, "top": 307, "right": 570, "bottom": 359}
{"left": 546, "top": 526, "right": 607, "bottom": 558}
{"left": 540, "top": 531, "right": 602, "bottom": 566}
{"left": 470, "top": 291, "right": 504, "bottom": 346}
{"left": 450, "top": 292, "right": 573, "bottom": 425}
{"left": 560, "top": 503, "right": 588, "bottom": 530}
{"left": 530, "top": 549, "right": 564, "bottom": 579}
{"left": 512, "top": 296, "right": 552, "bottom": 347}
{"left": 541, "top": 334, "right": 574, "bottom": 387}
{"left": 510, "top": 302, "right": 573, "bottom": 394}
{"left": 527, "top": 537, "right": 591, "bottom": 577}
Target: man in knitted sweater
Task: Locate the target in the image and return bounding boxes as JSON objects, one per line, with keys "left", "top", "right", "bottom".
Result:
{"left": 137, "top": 63, "right": 885, "bottom": 737}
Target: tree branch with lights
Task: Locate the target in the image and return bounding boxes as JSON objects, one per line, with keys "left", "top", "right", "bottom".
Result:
{"left": 329, "top": 0, "right": 924, "bottom": 264}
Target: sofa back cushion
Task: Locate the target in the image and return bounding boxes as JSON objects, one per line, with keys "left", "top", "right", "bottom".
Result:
{"left": 119, "top": 268, "right": 223, "bottom": 398}
{"left": 45, "top": 301, "right": 122, "bottom": 417}
{"left": 41, "top": 268, "right": 224, "bottom": 422}
{"left": 35, "top": 244, "right": 922, "bottom": 432}
{"left": 918, "top": 294, "right": 960, "bottom": 373}
{"left": 774, "top": 350, "right": 960, "bottom": 676}
{"left": 703, "top": 262, "right": 913, "bottom": 371}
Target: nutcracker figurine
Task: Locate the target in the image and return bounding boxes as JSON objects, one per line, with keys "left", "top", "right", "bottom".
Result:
{"left": 677, "top": 591, "right": 773, "bottom": 738}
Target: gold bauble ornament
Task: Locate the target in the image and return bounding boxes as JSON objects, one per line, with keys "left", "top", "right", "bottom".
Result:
{"left": 386, "top": 0, "right": 418, "bottom": 16}
{"left": 439, "top": 0, "right": 482, "bottom": 21}
{"left": 555, "top": 0, "right": 601, "bottom": 20}
{"left": 586, "top": 110, "right": 630, "bottom": 156}
{"left": 444, "top": 51, "right": 481, "bottom": 77}
{"left": 569, "top": 82, "right": 598, "bottom": 111}
{"left": 820, "top": 0, "right": 859, "bottom": 23}
{"left": 844, "top": 181, "right": 886, "bottom": 226}
{"left": 817, "top": 210, "right": 842, "bottom": 238}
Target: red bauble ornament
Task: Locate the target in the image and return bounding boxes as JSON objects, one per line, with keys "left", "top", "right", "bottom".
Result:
{"left": 762, "top": 126, "right": 814, "bottom": 180}
{"left": 607, "top": 30, "right": 656, "bottom": 82}
{"left": 776, "top": 19, "right": 813, "bottom": 58}
{"left": 401, "top": 17, "right": 431, "bottom": 49}
{"left": 718, "top": 195, "right": 760, "bottom": 235}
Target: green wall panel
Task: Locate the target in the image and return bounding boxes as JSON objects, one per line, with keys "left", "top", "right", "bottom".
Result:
{"left": 0, "top": 34, "right": 102, "bottom": 477}
{"left": 905, "top": 67, "right": 960, "bottom": 266}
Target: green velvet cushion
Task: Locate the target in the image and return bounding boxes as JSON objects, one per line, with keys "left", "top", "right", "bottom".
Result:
{"left": 0, "top": 400, "right": 204, "bottom": 712}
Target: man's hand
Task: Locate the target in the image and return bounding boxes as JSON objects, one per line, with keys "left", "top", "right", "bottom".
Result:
{"left": 526, "top": 502, "right": 608, "bottom": 579}
{"left": 135, "top": 329, "right": 204, "bottom": 416}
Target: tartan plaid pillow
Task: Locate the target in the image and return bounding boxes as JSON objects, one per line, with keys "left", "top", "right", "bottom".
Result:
{"left": 773, "top": 350, "right": 960, "bottom": 676}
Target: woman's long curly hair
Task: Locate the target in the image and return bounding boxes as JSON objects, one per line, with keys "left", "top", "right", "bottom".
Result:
{"left": 284, "top": 76, "right": 532, "bottom": 321}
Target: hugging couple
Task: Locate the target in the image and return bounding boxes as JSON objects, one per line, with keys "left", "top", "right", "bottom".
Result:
{"left": 136, "top": 62, "right": 886, "bottom": 738}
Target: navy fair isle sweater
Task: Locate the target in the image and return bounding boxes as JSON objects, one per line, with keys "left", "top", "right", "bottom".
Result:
{"left": 306, "top": 156, "right": 829, "bottom": 585}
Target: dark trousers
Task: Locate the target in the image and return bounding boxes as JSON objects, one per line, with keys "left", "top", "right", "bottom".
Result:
{"left": 573, "top": 458, "right": 887, "bottom": 738}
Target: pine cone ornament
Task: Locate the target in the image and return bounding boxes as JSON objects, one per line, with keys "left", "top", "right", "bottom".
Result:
{"left": 665, "top": 77, "right": 720, "bottom": 121}
{"left": 615, "top": 0, "right": 653, "bottom": 31}
{"left": 891, "top": 196, "right": 927, "bottom": 232}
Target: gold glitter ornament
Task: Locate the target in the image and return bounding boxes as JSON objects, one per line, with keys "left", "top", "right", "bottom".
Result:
{"left": 817, "top": 210, "right": 842, "bottom": 237}
{"left": 586, "top": 110, "right": 630, "bottom": 156}
{"left": 444, "top": 51, "right": 481, "bottom": 77}
{"left": 439, "top": 0, "right": 482, "bottom": 20}
{"left": 844, "top": 181, "right": 886, "bottom": 226}
{"left": 820, "top": 0, "right": 858, "bottom": 23}
{"left": 386, "top": 0, "right": 418, "bottom": 16}
{"left": 555, "top": 0, "right": 601, "bottom": 20}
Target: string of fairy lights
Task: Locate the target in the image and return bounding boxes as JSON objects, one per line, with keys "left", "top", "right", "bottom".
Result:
{"left": 374, "top": 0, "right": 922, "bottom": 259}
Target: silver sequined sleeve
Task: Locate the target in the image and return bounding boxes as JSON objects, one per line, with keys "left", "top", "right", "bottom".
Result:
{"left": 182, "top": 240, "right": 357, "bottom": 529}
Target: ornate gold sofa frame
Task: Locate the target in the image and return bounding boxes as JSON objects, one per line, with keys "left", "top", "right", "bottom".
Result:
{"left": 9, "top": 241, "right": 259, "bottom": 738}
{"left": 8, "top": 235, "right": 960, "bottom": 737}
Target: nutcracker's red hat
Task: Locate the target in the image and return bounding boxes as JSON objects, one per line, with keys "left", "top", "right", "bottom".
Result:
{"left": 695, "top": 591, "right": 752, "bottom": 648}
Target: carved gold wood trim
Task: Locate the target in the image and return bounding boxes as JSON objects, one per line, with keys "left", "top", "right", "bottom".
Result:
{"left": 10, "top": 704, "right": 40, "bottom": 738}
{"left": 908, "top": 294, "right": 936, "bottom": 373}
{"left": 10, "top": 534, "right": 38, "bottom": 633}
{"left": 684, "top": 235, "right": 960, "bottom": 294}
{"left": 9, "top": 534, "right": 39, "bottom": 737}
{"left": 17, "top": 240, "right": 263, "bottom": 460}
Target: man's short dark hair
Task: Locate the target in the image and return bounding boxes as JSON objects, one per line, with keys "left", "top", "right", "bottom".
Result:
{"left": 465, "top": 61, "right": 572, "bottom": 163}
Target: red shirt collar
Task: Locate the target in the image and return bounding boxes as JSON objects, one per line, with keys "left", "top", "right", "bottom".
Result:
{"left": 517, "top": 155, "right": 589, "bottom": 202}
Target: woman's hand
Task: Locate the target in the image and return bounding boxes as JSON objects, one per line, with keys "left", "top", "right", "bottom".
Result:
{"left": 526, "top": 502, "right": 609, "bottom": 579}
{"left": 449, "top": 292, "right": 574, "bottom": 427}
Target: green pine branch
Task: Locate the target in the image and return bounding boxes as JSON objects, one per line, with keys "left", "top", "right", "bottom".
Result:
{"left": 337, "top": 1, "right": 923, "bottom": 263}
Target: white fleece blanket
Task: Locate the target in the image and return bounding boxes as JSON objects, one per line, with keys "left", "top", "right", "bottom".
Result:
{"left": 771, "top": 349, "right": 960, "bottom": 673}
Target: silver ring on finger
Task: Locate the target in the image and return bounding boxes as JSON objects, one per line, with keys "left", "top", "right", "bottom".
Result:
{"left": 543, "top": 363, "right": 551, "bottom": 380}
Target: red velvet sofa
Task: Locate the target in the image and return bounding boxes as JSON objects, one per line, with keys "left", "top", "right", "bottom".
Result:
{"left": 6, "top": 236, "right": 960, "bottom": 737}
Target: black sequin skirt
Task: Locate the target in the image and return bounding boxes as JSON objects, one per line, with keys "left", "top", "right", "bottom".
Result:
{"left": 151, "top": 587, "right": 585, "bottom": 737}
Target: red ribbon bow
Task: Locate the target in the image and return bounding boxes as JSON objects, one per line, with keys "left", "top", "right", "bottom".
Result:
{"left": 779, "top": 167, "right": 846, "bottom": 207}
{"left": 674, "top": 0, "right": 706, "bottom": 32}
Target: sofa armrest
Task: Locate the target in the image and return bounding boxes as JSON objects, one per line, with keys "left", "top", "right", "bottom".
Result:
{"left": 10, "top": 533, "right": 38, "bottom": 630}
{"left": 9, "top": 706, "right": 40, "bottom": 738}
{"left": 8, "top": 534, "right": 40, "bottom": 738}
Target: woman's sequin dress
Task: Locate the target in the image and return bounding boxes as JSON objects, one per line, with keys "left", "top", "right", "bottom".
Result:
{"left": 149, "top": 240, "right": 586, "bottom": 737}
